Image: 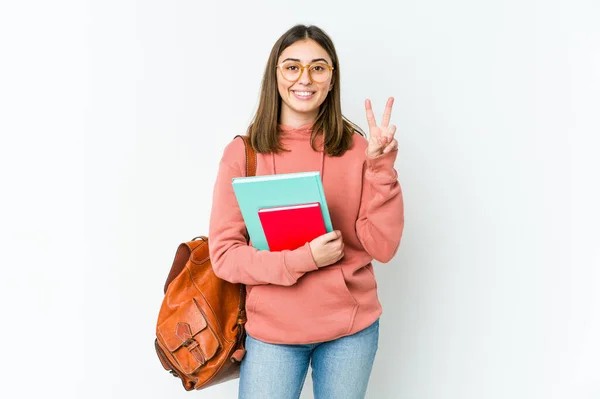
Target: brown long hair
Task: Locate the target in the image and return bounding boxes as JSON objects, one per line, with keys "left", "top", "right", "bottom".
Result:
{"left": 247, "top": 24, "right": 365, "bottom": 157}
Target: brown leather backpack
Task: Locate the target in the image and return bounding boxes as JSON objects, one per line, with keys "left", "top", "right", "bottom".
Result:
{"left": 154, "top": 135, "right": 256, "bottom": 391}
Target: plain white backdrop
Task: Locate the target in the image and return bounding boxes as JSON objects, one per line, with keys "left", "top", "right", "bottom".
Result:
{"left": 0, "top": 0, "right": 598, "bottom": 398}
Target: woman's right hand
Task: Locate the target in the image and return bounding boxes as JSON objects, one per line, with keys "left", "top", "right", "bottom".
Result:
{"left": 309, "top": 230, "right": 345, "bottom": 268}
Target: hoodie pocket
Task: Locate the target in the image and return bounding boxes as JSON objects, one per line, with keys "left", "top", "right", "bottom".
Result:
{"left": 247, "top": 266, "right": 359, "bottom": 343}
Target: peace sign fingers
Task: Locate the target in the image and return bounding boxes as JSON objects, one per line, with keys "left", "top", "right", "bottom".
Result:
{"left": 364, "top": 99, "right": 378, "bottom": 129}
{"left": 365, "top": 97, "right": 395, "bottom": 128}
{"left": 380, "top": 97, "right": 394, "bottom": 127}
{"left": 364, "top": 96, "right": 398, "bottom": 158}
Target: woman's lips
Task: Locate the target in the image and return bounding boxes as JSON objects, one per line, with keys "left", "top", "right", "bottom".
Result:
{"left": 292, "top": 90, "right": 315, "bottom": 100}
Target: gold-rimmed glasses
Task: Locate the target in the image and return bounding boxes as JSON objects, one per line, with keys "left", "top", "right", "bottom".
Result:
{"left": 276, "top": 61, "right": 334, "bottom": 83}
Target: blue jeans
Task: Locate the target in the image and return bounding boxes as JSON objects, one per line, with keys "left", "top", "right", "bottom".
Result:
{"left": 238, "top": 318, "right": 379, "bottom": 399}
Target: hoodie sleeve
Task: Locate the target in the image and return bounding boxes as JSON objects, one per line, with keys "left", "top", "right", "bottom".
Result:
{"left": 208, "top": 138, "right": 319, "bottom": 286}
{"left": 355, "top": 147, "right": 405, "bottom": 263}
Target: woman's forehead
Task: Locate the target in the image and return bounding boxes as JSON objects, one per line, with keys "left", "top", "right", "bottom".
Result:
{"left": 278, "top": 40, "right": 331, "bottom": 64}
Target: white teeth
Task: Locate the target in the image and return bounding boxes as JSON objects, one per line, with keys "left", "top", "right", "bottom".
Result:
{"left": 294, "top": 91, "right": 314, "bottom": 97}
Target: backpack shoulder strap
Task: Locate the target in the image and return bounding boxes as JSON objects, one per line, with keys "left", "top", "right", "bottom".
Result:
{"left": 231, "top": 135, "right": 255, "bottom": 324}
{"left": 233, "top": 135, "right": 257, "bottom": 177}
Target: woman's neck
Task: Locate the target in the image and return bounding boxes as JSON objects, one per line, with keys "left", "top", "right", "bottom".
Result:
{"left": 279, "top": 106, "right": 318, "bottom": 129}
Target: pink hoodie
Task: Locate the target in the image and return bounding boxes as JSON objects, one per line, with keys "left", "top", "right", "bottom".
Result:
{"left": 208, "top": 123, "right": 404, "bottom": 344}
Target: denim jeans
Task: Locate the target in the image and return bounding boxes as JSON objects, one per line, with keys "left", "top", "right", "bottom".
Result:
{"left": 238, "top": 318, "right": 379, "bottom": 399}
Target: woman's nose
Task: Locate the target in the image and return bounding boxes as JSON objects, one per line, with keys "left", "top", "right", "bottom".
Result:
{"left": 297, "top": 67, "right": 313, "bottom": 84}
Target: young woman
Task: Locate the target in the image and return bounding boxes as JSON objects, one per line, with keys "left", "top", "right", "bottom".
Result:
{"left": 208, "top": 24, "right": 404, "bottom": 399}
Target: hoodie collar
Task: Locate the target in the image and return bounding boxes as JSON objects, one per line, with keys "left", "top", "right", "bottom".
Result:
{"left": 272, "top": 123, "right": 325, "bottom": 182}
{"left": 277, "top": 122, "right": 315, "bottom": 138}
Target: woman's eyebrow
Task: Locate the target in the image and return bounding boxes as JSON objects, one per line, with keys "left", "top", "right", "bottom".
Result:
{"left": 282, "top": 57, "right": 330, "bottom": 64}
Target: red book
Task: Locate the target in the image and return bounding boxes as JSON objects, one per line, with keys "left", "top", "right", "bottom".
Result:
{"left": 258, "top": 202, "right": 327, "bottom": 252}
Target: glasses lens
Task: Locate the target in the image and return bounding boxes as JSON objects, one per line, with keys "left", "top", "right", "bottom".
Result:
{"left": 308, "top": 62, "right": 331, "bottom": 83}
{"left": 281, "top": 61, "right": 302, "bottom": 81}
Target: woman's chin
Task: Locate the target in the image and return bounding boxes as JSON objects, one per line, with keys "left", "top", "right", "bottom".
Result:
{"left": 289, "top": 102, "right": 319, "bottom": 114}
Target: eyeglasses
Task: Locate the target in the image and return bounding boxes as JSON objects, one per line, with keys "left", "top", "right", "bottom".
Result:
{"left": 276, "top": 61, "right": 334, "bottom": 83}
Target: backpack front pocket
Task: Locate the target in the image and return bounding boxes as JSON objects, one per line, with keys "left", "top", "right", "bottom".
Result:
{"left": 157, "top": 298, "right": 220, "bottom": 374}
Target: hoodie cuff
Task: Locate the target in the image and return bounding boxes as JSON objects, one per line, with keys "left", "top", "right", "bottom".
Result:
{"left": 365, "top": 148, "right": 398, "bottom": 181}
{"left": 283, "top": 242, "right": 319, "bottom": 282}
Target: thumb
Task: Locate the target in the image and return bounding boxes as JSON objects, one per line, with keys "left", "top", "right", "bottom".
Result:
{"left": 323, "top": 230, "right": 341, "bottom": 242}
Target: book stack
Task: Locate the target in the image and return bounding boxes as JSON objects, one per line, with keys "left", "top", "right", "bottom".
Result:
{"left": 231, "top": 171, "right": 333, "bottom": 251}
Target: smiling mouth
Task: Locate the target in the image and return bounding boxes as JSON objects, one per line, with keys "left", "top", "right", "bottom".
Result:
{"left": 292, "top": 90, "right": 316, "bottom": 99}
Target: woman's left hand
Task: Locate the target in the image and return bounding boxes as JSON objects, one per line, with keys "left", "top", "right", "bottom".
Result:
{"left": 365, "top": 97, "right": 398, "bottom": 158}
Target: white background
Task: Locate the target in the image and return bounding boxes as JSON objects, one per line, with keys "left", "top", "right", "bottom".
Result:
{"left": 0, "top": 0, "right": 598, "bottom": 398}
